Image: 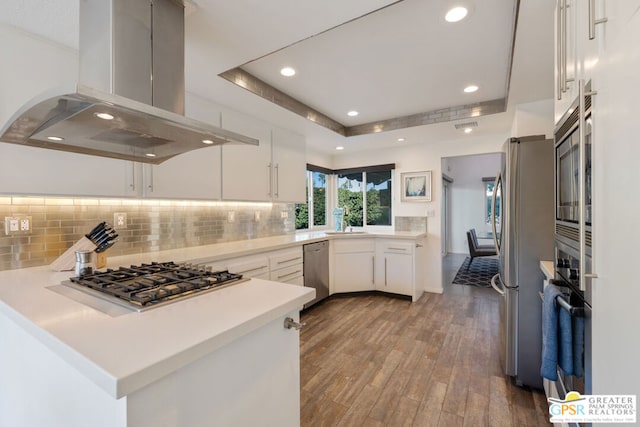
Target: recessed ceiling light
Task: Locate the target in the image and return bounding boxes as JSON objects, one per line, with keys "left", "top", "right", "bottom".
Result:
{"left": 336, "top": 146, "right": 345, "bottom": 151}
{"left": 397, "top": 138, "right": 406, "bottom": 142}
{"left": 95, "top": 112, "right": 114, "bottom": 120}
{"left": 46, "top": 136, "right": 64, "bottom": 141}
{"left": 464, "top": 128, "right": 473, "bottom": 134}
{"left": 464, "top": 85, "right": 479, "bottom": 93}
{"left": 347, "top": 111, "right": 359, "bottom": 117}
{"left": 145, "top": 153, "right": 157, "bottom": 158}
{"left": 280, "top": 67, "right": 296, "bottom": 77}
{"left": 445, "top": 6, "right": 468, "bottom": 23}
{"left": 202, "top": 139, "right": 214, "bottom": 145}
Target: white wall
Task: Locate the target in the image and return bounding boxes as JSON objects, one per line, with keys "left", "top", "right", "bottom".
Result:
{"left": 0, "top": 24, "right": 77, "bottom": 126}
{"left": 510, "top": 98, "right": 554, "bottom": 138}
{"left": 331, "top": 133, "right": 506, "bottom": 293}
{"left": 444, "top": 153, "right": 502, "bottom": 254}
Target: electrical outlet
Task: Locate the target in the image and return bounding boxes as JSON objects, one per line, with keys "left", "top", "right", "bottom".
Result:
{"left": 254, "top": 211, "right": 261, "bottom": 222}
{"left": 4, "top": 216, "right": 32, "bottom": 235}
{"left": 114, "top": 212, "right": 127, "bottom": 229}
{"left": 280, "top": 211, "right": 288, "bottom": 219}
{"left": 20, "top": 216, "right": 31, "bottom": 231}
{"left": 227, "top": 211, "right": 236, "bottom": 222}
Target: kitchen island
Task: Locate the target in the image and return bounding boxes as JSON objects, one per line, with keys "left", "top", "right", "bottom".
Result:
{"left": 0, "top": 230, "right": 426, "bottom": 426}
{"left": 0, "top": 263, "right": 314, "bottom": 427}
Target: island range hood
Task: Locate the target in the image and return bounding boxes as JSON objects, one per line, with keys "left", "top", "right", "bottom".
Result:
{"left": 0, "top": 0, "right": 258, "bottom": 164}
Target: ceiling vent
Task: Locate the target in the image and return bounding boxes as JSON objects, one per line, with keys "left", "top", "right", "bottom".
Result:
{"left": 454, "top": 121, "right": 479, "bottom": 130}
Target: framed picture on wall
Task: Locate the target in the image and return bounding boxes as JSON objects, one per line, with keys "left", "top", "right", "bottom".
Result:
{"left": 401, "top": 171, "right": 432, "bottom": 202}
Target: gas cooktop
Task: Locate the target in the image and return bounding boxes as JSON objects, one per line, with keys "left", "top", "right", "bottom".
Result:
{"left": 61, "top": 262, "right": 248, "bottom": 312}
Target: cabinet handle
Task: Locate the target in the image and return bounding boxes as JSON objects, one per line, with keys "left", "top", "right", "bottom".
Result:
{"left": 416, "top": 244, "right": 423, "bottom": 248}
{"left": 384, "top": 257, "right": 388, "bottom": 286}
{"left": 267, "top": 163, "right": 272, "bottom": 198}
{"left": 277, "top": 256, "right": 302, "bottom": 265}
{"left": 237, "top": 265, "right": 268, "bottom": 274}
{"left": 560, "top": 0, "right": 574, "bottom": 93}
{"left": 588, "top": 0, "right": 607, "bottom": 40}
{"left": 130, "top": 162, "right": 136, "bottom": 191}
{"left": 388, "top": 247, "right": 407, "bottom": 251}
{"left": 284, "top": 317, "right": 306, "bottom": 330}
{"left": 372, "top": 256, "right": 375, "bottom": 284}
{"left": 274, "top": 163, "right": 280, "bottom": 199}
{"left": 148, "top": 165, "right": 154, "bottom": 192}
{"left": 277, "top": 270, "right": 301, "bottom": 280}
{"left": 556, "top": 0, "right": 562, "bottom": 100}
{"left": 578, "top": 80, "right": 599, "bottom": 290}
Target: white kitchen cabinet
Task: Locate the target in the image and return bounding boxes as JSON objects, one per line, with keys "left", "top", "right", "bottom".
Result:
{"left": 0, "top": 143, "right": 139, "bottom": 198}
{"left": 226, "top": 255, "right": 270, "bottom": 280}
{"left": 220, "top": 110, "right": 273, "bottom": 201}
{"left": 141, "top": 94, "right": 223, "bottom": 200}
{"left": 220, "top": 111, "right": 306, "bottom": 203}
{"left": 554, "top": 0, "right": 578, "bottom": 121}
{"left": 376, "top": 240, "right": 414, "bottom": 297}
{"left": 332, "top": 238, "right": 376, "bottom": 293}
{"left": 414, "top": 237, "right": 426, "bottom": 301}
{"left": 269, "top": 247, "right": 304, "bottom": 285}
{"left": 271, "top": 126, "right": 306, "bottom": 203}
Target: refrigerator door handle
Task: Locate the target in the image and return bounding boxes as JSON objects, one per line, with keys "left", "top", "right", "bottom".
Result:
{"left": 491, "top": 273, "right": 505, "bottom": 295}
{"left": 491, "top": 172, "right": 502, "bottom": 256}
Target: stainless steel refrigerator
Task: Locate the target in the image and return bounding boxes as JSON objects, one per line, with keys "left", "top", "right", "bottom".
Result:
{"left": 490, "top": 136, "right": 554, "bottom": 389}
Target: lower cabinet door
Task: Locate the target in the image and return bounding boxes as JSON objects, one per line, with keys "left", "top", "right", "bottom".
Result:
{"left": 333, "top": 252, "right": 375, "bottom": 293}
{"left": 380, "top": 252, "right": 413, "bottom": 296}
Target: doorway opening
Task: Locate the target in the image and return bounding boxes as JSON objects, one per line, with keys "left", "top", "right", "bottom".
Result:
{"left": 440, "top": 152, "right": 502, "bottom": 293}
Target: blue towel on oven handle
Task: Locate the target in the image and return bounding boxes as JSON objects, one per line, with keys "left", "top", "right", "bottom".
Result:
{"left": 572, "top": 314, "right": 585, "bottom": 378}
{"left": 558, "top": 300, "right": 574, "bottom": 376}
{"left": 541, "top": 285, "right": 575, "bottom": 380}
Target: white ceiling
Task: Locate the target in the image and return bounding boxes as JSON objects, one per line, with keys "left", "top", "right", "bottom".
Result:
{"left": 242, "top": 0, "right": 515, "bottom": 126}
{"left": 0, "top": 0, "right": 555, "bottom": 156}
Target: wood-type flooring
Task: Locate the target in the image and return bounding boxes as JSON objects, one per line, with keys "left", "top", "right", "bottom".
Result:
{"left": 299, "top": 255, "right": 551, "bottom": 426}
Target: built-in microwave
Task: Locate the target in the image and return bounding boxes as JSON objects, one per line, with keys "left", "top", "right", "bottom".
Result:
{"left": 554, "top": 83, "right": 593, "bottom": 251}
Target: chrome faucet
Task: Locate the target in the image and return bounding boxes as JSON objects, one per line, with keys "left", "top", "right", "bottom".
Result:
{"left": 342, "top": 205, "right": 351, "bottom": 232}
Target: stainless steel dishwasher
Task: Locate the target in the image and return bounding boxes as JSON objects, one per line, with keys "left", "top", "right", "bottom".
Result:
{"left": 303, "top": 241, "right": 329, "bottom": 309}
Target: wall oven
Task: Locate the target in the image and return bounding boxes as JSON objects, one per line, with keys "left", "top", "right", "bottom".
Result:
{"left": 552, "top": 80, "right": 595, "bottom": 407}
{"left": 555, "top": 83, "right": 592, "bottom": 243}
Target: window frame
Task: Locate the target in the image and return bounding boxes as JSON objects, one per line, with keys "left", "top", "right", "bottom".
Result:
{"left": 295, "top": 165, "right": 330, "bottom": 231}
{"left": 336, "top": 164, "right": 394, "bottom": 229}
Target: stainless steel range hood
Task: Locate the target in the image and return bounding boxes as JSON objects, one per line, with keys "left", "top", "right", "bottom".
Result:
{"left": 0, "top": 0, "right": 258, "bottom": 164}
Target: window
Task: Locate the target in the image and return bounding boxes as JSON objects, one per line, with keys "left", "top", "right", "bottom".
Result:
{"left": 485, "top": 179, "right": 501, "bottom": 226}
{"left": 337, "top": 165, "right": 393, "bottom": 227}
{"left": 295, "top": 167, "right": 328, "bottom": 230}
{"left": 366, "top": 170, "right": 392, "bottom": 226}
{"left": 337, "top": 173, "right": 364, "bottom": 227}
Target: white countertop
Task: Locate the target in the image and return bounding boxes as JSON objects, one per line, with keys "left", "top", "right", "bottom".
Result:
{"left": 0, "top": 266, "right": 313, "bottom": 399}
{"left": 103, "top": 230, "right": 426, "bottom": 268}
{"left": 0, "top": 230, "right": 423, "bottom": 400}
{"left": 540, "top": 260, "right": 554, "bottom": 280}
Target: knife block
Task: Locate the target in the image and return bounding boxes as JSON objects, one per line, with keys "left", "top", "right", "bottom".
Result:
{"left": 50, "top": 237, "right": 108, "bottom": 271}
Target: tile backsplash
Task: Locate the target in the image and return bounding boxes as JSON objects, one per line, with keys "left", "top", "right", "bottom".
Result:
{"left": 394, "top": 216, "right": 427, "bottom": 232}
{"left": 0, "top": 197, "right": 295, "bottom": 271}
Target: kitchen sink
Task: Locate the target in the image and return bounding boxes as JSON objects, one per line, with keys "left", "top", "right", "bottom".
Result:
{"left": 324, "top": 230, "right": 367, "bottom": 235}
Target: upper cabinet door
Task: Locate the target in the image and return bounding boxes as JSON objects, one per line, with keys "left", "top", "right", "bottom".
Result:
{"left": 555, "top": 0, "right": 579, "bottom": 122}
{"left": 142, "top": 93, "right": 223, "bottom": 200}
{"left": 221, "top": 110, "right": 272, "bottom": 202}
{"left": 0, "top": 143, "right": 140, "bottom": 197}
{"left": 271, "top": 126, "right": 306, "bottom": 203}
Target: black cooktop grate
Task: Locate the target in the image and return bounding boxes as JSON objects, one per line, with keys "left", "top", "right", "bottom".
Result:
{"left": 67, "top": 262, "right": 245, "bottom": 309}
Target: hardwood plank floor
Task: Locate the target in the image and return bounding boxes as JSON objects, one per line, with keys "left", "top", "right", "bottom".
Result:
{"left": 299, "top": 254, "right": 551, "bottom": 426}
